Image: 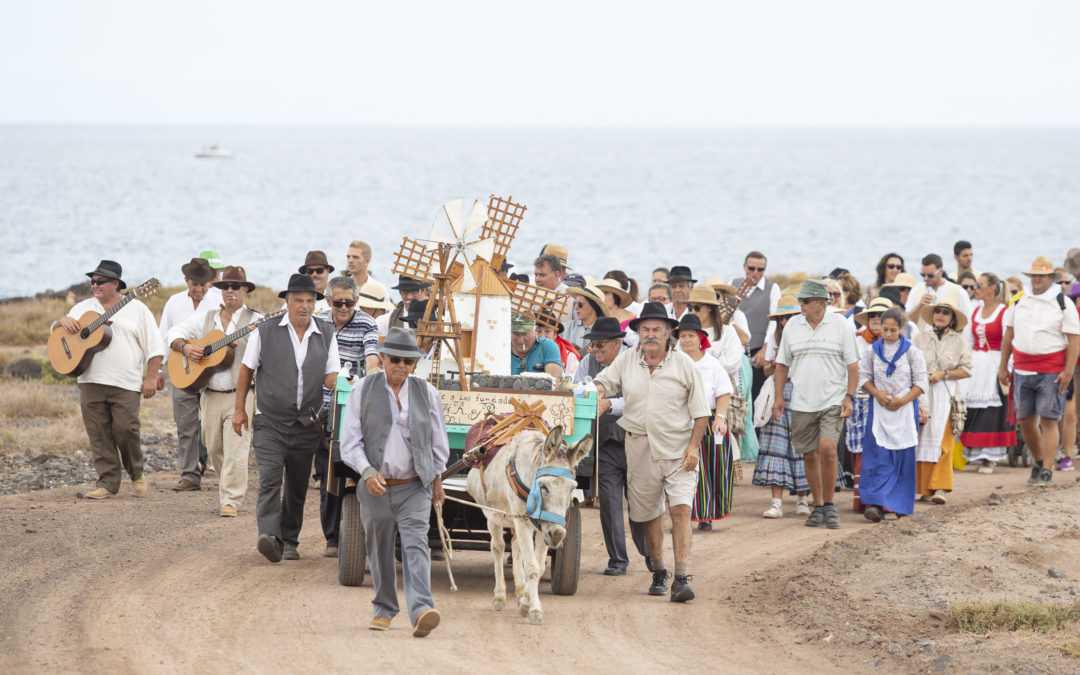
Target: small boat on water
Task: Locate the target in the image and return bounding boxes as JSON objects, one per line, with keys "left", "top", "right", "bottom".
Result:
{"left": 194, "top": 144, "right": 233, "bottom": 159}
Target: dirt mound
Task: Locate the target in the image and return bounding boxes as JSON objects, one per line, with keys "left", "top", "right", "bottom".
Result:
{"left": 743, "top": 479, "right": 1080, "bottom": 673}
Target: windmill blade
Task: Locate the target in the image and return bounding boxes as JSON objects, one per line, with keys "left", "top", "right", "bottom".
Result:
{"left": 429, "top": 198, "right": 468, "bottom": 246}
{"left": 461, "top": 199, "right": 488, "bottom": 239}
{"left": 466, "top": 237, "right": 496, "bottom": 263}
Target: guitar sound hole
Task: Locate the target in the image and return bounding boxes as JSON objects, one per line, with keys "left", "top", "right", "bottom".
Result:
{"left": 204, "top": 345, "right": 214, "bottom": 356}
{"left": 79, "top": 328, "right": 91, "bottom": 340}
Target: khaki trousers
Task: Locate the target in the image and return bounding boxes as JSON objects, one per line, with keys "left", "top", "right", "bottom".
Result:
{"left": 79, "top": 383, "right": 143, "bottom": 493}
{"left": 200, "top": 390, "right": 254, "bottom": 508}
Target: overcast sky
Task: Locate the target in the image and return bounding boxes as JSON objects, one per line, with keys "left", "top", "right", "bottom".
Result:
{"left": 2, "top": 0, "right": 1078, "bottom": 126}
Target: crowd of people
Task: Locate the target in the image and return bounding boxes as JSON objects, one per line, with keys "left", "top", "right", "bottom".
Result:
{"left": 53, "top": 236, "right": 1080, "bottom": 631}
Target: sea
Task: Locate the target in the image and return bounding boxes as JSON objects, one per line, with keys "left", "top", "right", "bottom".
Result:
{"left": 2, "top": 125, "right": 1079, "bottom": 299}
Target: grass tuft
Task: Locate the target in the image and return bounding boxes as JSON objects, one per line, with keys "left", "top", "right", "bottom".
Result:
{"left": 0, "top": 381, "right": 71, "bottom": 419}
{"left": 0, "top": 298, "right": 69, "bottom": 346}
{"left": 949, "top": 600, "right": 1080, "bottom": 633}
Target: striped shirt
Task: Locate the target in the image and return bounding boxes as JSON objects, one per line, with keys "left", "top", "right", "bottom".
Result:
{"left": 322, "top": 309, "right": 379, "bottom": 405}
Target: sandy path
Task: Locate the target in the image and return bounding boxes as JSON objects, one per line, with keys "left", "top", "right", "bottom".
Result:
{"left": 0, "top": 464, "right": 1034, "bottom": 674}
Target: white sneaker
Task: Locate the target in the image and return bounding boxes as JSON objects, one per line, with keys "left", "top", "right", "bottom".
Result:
{"left": 977, "top": 462, "right": 995, "bottom": 475}
{"left": 763, "top": 499, "right": 783, "bottom": 519}
{"left": 931, "top": 490, "right": 947, "bottom": 505}
{"left": 795, "top": 498, "right": 812, "bottom": 516}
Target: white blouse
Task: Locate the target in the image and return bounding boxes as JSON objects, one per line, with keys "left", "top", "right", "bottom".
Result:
{"left": 691, "top": 351, "right": 734, "bottom": 410}
{"left": 858, "top": 340, "right": 930, "bottom": 450}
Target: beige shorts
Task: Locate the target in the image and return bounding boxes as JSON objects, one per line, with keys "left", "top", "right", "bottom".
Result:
{"left": 789, "top": 406, "right": 844, "bottom": 455}
{"left": 624, "top": 431, "right": 699, "bottom": 522}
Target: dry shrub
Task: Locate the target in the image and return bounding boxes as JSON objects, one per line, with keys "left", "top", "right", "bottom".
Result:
{"left": 0, "top": 416, "right": 88, "bottom": 455}
{"left": 949, "top": 601, "right": 1080, "bottom": 633}
{"left": 0, "top": 298, "right": 69, "bottom": 346}
{"left": 0, "top": 381, "right": 71, "bottom": 419}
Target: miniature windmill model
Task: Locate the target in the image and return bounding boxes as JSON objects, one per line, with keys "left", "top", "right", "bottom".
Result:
{"left": 509, "top": 281, "right": 570, "bottom": 332}
{"left": 482, "top": 193, "right": 526, "bottom": 272}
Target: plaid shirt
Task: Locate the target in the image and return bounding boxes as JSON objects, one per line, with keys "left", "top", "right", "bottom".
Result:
{"left": 322, "top": 309, "right": 379, "bottom": 406}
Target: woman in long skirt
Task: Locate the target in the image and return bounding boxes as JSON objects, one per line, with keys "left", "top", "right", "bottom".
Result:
{"left": 675, "top": 313, "right": 734, "bottom": 530}
{"left": 859, "top": 308, "right": 929, "bottom": 520}
{"left": 914, "top": 294, "right": 973, "bottom": 505}
{"left": 849, "top": 297, "right": 894, "bottom": 510}
{"left": 752, "top": 295, "right": 813, "bottom": 518}
{"left": 961, "top": 273, "right": 1016, "bottom": 472}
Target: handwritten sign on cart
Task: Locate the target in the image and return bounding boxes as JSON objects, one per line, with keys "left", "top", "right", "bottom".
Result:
{"left": 438, "top": 389, "right": 574, "bottom": 434}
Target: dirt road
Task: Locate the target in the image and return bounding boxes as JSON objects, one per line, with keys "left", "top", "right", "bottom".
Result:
{"left": 0, "top": 466, "right": 1036, "bottom": 674}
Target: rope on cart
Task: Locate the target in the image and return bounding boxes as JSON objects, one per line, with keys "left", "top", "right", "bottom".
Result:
{"left": 434, "top": 501, "right": 458, "bottom": 592}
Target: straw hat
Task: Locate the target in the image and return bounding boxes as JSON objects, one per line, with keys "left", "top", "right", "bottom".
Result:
{"left": 595, "top": 277, "right": 633, "bottom": 307}
{"left": 920, "top": 294, "right": 968, "bottom": 332}
{"left": 357, "top": 280, "right": 395, "bottom": 312}
{"left": 704, "top": 275, "right": 738, "bottom": 296}
{"left": 853, "top": 297, "right": 894, "bottom": 326}
{"left": 882, "top": 272, "right": 917, "bottom": 290}
{"left": 688, "top": 284, "right": 721, "bottom": 306}
{"left": 769, "top": 294, "right": 800, "bottom": 318}
{"left": 1023, "top": 256, "right": 1056, "bottom": 277}
{"left": 565, "top": 279, "right": 609, "bottom": 317}
{"left": 540, "top": 243, "right": 571, "bottom": 269}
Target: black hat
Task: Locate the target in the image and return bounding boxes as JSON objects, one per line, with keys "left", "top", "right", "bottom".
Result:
{"left": 584, "top": 316, "right": 626, "bottom": 341}
{"left": 628, "top": 302, "right": 679, "bottom": 332}
{"left": 393, "top": 275, "right": 432, "bottom": 292}
{"left": 298, "top": 250, "right": 335, "bottom": 274}
{"left": 85, "top": 260, "right": 126, "bottom": 290}
{"left": 674, "top": 313, "right": 707, "bottom": 336}
{"left": 404, "top": 299, "right": 429, "bottom": 328}
{"left": 180, "top": 257, "right": 214, "bottom": 284}
{"left": 278, "top": 273, "right": 324, "bottom": 300}
{"left": 668, "top": 265, "right": 696, "bottom": 283}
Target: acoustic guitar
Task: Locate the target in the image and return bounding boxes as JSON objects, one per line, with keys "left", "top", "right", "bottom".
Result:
{"left": 47, "top": 278, "right": 162, "bottom": 376}
{"left": 167, "top": 309, "right": 285, "bottom": 391}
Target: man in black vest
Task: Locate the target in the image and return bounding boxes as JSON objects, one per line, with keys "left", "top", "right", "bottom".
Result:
{"left": 574, "top": 317, "right": 651, "bottom": 576}
{"left": 340, "top": 327, "right": 449, "bottom": 638}
{"left": 732, "top": 250, "right": 780, "bottom": 400}
{"left": 233, "top": 274, "right": 340, "bottom": 563}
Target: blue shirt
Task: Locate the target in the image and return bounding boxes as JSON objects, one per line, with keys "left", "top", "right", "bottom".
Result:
{"left": 511, "top": 337, "right": 561, "bottom": 375}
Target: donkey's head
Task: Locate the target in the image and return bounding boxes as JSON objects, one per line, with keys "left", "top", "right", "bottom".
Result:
{"left": 529, "top": 425, "right": 592, "bottom": 549}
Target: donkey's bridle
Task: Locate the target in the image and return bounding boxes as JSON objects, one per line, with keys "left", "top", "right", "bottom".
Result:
{"left": 506, "top": 457, "right": 575, "bottom": 526}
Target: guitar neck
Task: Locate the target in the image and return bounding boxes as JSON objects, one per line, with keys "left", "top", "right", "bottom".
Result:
{"left": 86, "top": 294, "right": 135, "bottom": 333}
{"left": 209, "top": 311, "right": 282, "bottom": 351}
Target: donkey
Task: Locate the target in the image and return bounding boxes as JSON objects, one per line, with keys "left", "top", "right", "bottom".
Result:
{"left": 466, "top": 425, "right": 591, "bottom": 625}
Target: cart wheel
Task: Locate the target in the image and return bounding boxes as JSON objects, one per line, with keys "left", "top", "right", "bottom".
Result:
{"left": 338, "top": 492, "right": 366, "bottom": 587}
{"left": 549, "top": 503, "right": 581, "bottom": 596}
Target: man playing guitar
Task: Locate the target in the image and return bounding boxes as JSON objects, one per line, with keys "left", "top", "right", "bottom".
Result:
{"left": 167, "top": 266, "right": 263, "bottom": 517}
{"left": 57, "top": 260, "right": 164, "bottom": 500}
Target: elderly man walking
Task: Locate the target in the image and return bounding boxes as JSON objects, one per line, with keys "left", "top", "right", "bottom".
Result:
{"left": 772, "top": 280, "right": 859, "bottom": 530}
{"left": 999, "top": 256, "right": 1080, "bottom": 486}
{"left": 340, "top": 327, "right": 449, "bottom": 638}
{"left": 573, "top": 316, "right": 650, "bottom": 575}
{"left": 593, "top": 302, "right": 711, "bottom": 602}
{"left": 233, "top": 273, "right": 340, "bottom": 562}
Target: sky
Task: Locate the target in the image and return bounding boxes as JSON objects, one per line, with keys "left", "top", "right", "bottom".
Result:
{"left": 1, "top": 0, "right": 1079, "bottom": 126}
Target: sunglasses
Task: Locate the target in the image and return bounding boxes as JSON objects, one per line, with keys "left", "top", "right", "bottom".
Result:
{"left": 933, "top": 307, "right": 953, "bottom": 315}
{"left": 1059, "top": 280, "right": 1072, "bottom": 286}
{"left": 305, "top": 267, "right": 327, "bottom": 275}
{"left": 921, "top": 272, "right": 939, "bottom": 279}
{"left": 89, "top": 277, "right": 115, "bottom": 286}
{"left": 688, "top": 304, "right": 705, "bottom": 312}
{"left": 387, "top": 356, "right": 416, "bottom": 365}
{"left": 746, "top": 266, "right": 766, "bottom": 273}
{"left": 219, "top": 283, "right": 246, "bottom": 291}
{"left": 886, "top": 263, "right": 903, "bottom": 270}
{"left": 332, "top": 299, "right": 356, "bottom": 308}
{"left": 961, "top": 284, "right": 976, "bottom": 291}
{"left": 828, "top": 292, "right": 842, "bottom": 298}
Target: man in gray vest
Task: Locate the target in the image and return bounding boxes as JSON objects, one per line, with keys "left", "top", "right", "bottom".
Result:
{"left": 233, "top": 273, "right": 340, "bottom": 562}
{"left": 574, "top": 316, "right": 650, "bottom": 576}
{"left": 340, "top": 327, "right": 449, "bottom": 638}
{"left": 732, "top": 250, "right": 781, "bottom": 400}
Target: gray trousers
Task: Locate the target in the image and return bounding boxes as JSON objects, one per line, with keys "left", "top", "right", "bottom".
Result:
{"left": 356, "top": 480, "right": 434, "bottom": 624}
{"left": 253, "top": 416, "right": 319, "bottom": 546}
{"left": 597, "top": 439, "right": 649, "bottom": 570}
{"left": 170, "top": 384, "right": 203, "bottom": 484}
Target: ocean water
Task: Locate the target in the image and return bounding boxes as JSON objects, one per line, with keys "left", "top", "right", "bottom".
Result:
{"left": 2, "top": 125, "right": 1079, "bottom": 299}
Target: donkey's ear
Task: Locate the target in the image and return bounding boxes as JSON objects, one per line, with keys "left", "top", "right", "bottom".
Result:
{"left": 543, "top": 425, "right": 564, "bottom": 460}
{"left": 567, "top": 434, "right": 593, "bottom": 468}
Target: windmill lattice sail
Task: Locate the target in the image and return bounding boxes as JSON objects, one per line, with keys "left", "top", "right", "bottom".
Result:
{"left": 509, "top": 281, "right": 570, "bottom": 331}
{"left": 392, "top": 237, "right": 436, "bottom": 282}
{"left": 483, "top": 194, "right": 526, "bottom": 270}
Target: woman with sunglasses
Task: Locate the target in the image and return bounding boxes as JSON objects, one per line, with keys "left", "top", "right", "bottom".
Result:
{"left": 914, "top": 295, "right": 972, "bottom": 504}
{"left": 959, "top": 273, "right": 1016, "bottom": 474}
{"left": 957, "top": 271, "right": 978, "bottom": 302}
{"left": 752, "top": 295, "right": 814, "bottom": 518}
{"left": 566, "top": 280, "right": 609, "bottom": 352}
{"left": 866, "top": 253, "right": 906, "bottom": 303}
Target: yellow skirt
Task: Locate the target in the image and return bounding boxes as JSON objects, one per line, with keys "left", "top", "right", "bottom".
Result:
{"left": 916, "top": 424, "right": 957, "bottom": 495}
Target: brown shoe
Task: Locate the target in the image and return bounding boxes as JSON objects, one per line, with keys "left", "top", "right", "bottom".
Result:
{"left": 220, "top": 504, "right": 238, "bottom": 518}
{"left": 84, "top": 487, "right": 113, "bottom": 500}
{"left": 132, "top": 477, "right": 148, "bottom": 498}
{"left": 412, "top": 608, "right": 440, "bottom": 638}
{"left": 173, "top": 479, "right": 200, "bottom": 492}
{"left": 369, "top": 616, "right": 392, "bottom": 632}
